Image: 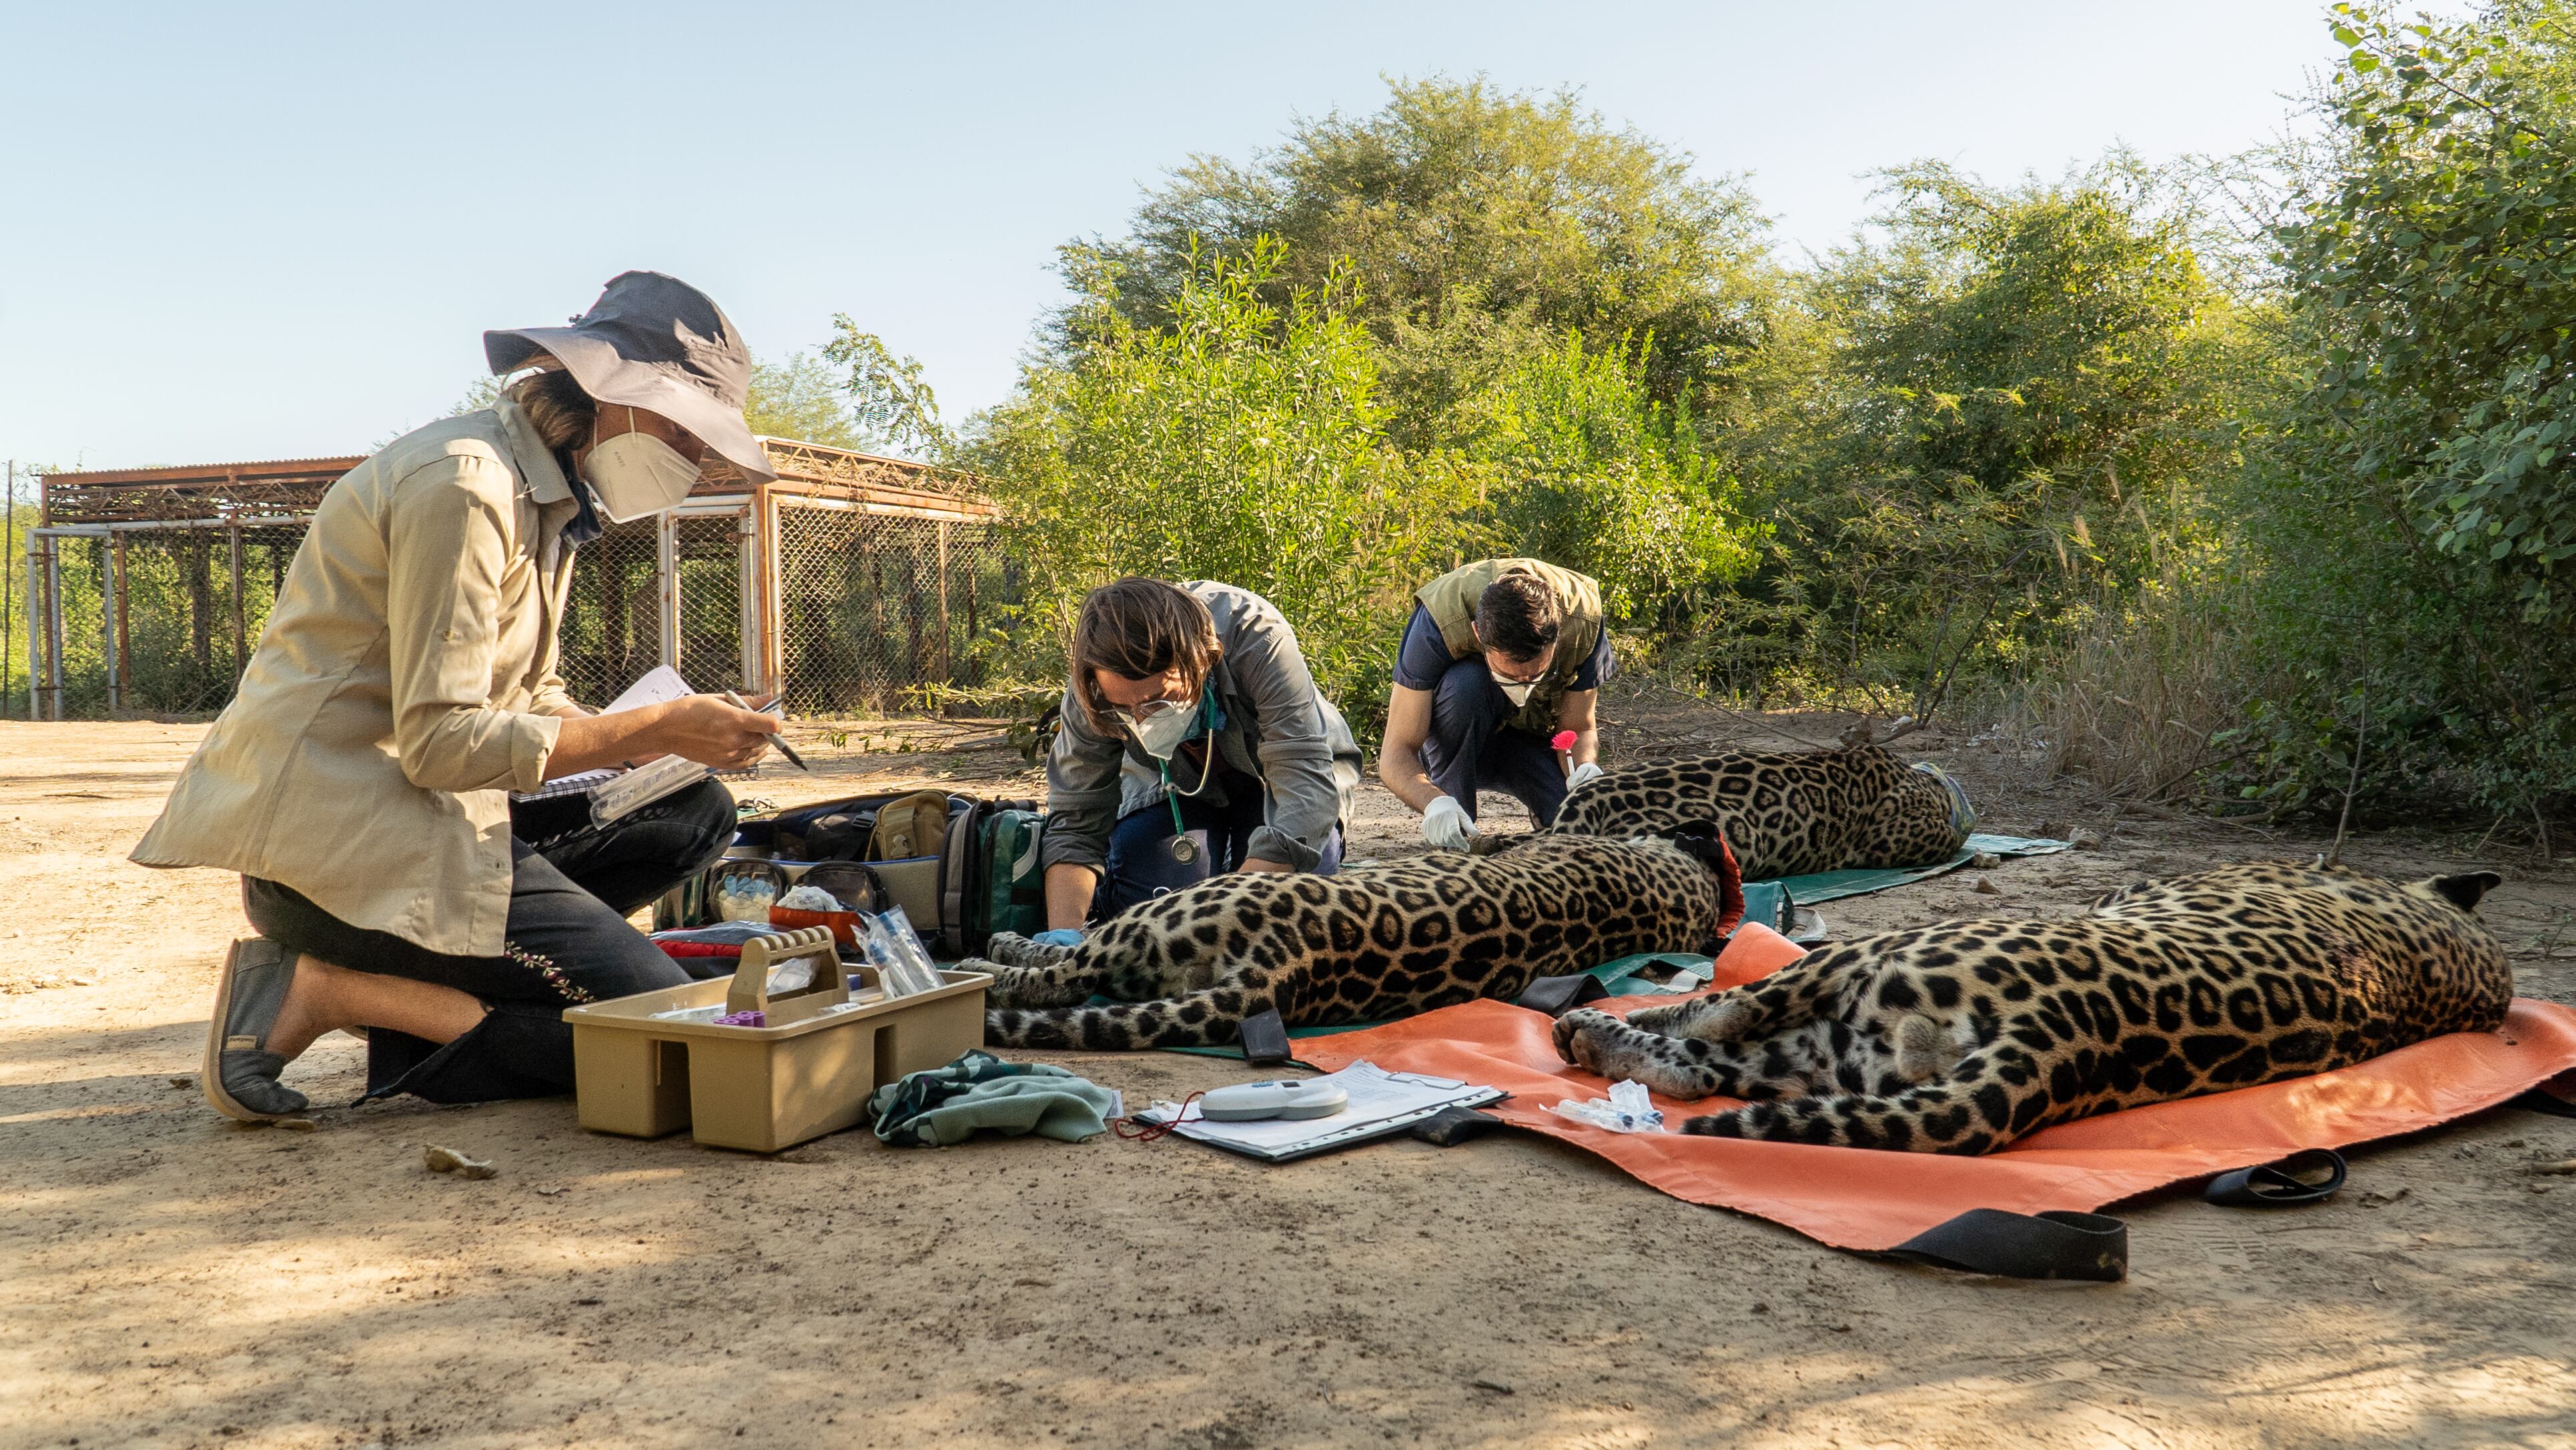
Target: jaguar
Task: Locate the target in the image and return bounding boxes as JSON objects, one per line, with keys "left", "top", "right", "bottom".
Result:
{"left": 1550, "top": 861, "right": 2511, "bottom": 1153}
{"left": 973, "top": 832, "right": 1741, "bottom": 1050}
{"left": 1548, "top": 740, "right": 1973, "bottom": 879}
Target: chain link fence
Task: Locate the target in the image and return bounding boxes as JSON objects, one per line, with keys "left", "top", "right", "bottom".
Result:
{"left": 554, "top": 518, "right": 663, "bottom": 706}
{"left": 35, "top": 524, "right": 308, "bottom": 717}
{"left": 674, "top": 512, "right": 746, "bottom": 690}
{"left": 774, "top": 502, "right": 1019, "bottom": 715}
{"left": 31, "top": 506, "right": 1023, "bottom": 720}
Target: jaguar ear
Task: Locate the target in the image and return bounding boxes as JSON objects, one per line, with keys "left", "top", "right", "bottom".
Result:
{"left": 2429, "top": 871, "right": 2504, "bottom": 913}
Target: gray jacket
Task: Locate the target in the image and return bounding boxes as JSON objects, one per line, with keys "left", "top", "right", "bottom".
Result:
{"left": 1041, "top": 582, "right": 1362, "bottom": 874}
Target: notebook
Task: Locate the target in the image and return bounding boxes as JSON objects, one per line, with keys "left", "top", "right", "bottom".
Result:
{"left": 510, "top": 666, "right": 712, "bottom": 819}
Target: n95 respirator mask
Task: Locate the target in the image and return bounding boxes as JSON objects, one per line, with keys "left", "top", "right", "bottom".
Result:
{"left": 1119, "top": 702, "right": 1198, "bottom": 760}
{"left": 580, "top": 423, "right": 702, "bottom": 522}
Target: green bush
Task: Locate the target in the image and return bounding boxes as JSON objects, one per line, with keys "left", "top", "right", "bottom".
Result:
{"left": 1722, "top": 157, "right": 2261, "bottom": 721}
{"left": 961, "top": 239, "right": 1477, "bottom": 706}
{"left": 1466, "top": 332, "right": 1759, "bottom": 620}
{"left": 2215, "top": 1, "right": 2576, "bottom": 822}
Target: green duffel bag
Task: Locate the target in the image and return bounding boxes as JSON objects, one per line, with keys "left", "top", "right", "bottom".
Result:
{"left": 976, "top": 808, "right": 1047, "bottom": 948}
{"left": 934, "top": 797, "right": 1043, "bottom": 958}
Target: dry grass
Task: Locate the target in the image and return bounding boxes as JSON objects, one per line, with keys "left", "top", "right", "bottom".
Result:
{"left": 2030, "top": 572, "right": 2258, "bottom": 804}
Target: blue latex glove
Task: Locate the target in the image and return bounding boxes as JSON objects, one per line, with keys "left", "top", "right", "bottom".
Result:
{"left": 1031, "top": 928, "right": 1088, "bottom": 948}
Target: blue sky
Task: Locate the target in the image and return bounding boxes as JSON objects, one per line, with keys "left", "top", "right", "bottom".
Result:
{"left": 2, "top": 2, "right": 2410, "bottom": 472}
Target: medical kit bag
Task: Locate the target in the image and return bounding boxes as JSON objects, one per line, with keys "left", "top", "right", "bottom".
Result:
{"left": 658, "top": 790, "right": 1046, "bottom": 958}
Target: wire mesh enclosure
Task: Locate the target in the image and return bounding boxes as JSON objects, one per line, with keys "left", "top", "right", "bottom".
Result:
{"left": 27, "top": 440, "right": 1006, "bottom": 720}
{"left": 31, "top": 524, "right": 312, "bottom": 717}
{"left": 672, "top": 511, "right": 747, "bottom": 690}
{"left": 773, "top": 504, "right": 1013, "bottom": 714}
{"left": 554, "top": 518, "right": 665, "bottom": 706}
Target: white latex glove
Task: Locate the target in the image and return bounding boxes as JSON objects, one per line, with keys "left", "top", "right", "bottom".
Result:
{"left": 1566, "top": 760, "right": 1607, "bottom": 791}
{"left": 1421, "top": 794, "right": 1480, "bottom": 851}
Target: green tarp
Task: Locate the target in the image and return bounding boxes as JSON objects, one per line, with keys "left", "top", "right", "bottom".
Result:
{"left": 1765, "top": 832, "right": 2071, "bottom": 906}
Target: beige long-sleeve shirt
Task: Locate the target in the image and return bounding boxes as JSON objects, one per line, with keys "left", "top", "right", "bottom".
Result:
{"left": 132, "top": 401, "right": 582, "bottom": 956}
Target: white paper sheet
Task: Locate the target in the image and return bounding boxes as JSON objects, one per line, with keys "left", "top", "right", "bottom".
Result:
{"left": 602, "top": 665, "right": 695, "bottom": 714}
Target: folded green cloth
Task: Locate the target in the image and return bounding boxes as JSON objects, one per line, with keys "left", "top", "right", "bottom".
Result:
{"left": 867, "top": 1049, "right": 1119, "bottom": 1147}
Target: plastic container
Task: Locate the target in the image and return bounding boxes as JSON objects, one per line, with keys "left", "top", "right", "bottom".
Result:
{"left": 563, "top": 936, "right": 991, "bottom": 1153}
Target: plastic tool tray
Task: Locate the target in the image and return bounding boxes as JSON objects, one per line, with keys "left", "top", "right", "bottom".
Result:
{"left": 564, "top": 931, "right": 991, "bottom": 1153}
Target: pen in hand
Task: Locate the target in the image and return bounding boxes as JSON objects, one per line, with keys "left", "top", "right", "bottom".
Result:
{"left": 723, "top": 690, "right": 810, "bottom": 772}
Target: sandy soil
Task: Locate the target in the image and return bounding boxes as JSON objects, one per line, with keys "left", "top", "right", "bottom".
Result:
{"left": 5, "top": 694, "right": 2575, "bottom": 1450}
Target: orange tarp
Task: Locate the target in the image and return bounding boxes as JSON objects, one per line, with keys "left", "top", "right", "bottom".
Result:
{"left": 1299, "top": 924, "right": 2576, "bottom": 1252}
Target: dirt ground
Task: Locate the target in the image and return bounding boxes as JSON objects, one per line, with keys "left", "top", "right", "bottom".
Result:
{"left": 6, "top": 691, "right": 2575, "bottom": 1450}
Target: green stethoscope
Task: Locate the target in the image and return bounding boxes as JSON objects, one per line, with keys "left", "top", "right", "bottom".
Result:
{"left": 1152, "top": 685, "right": 1226, "bottom": 865}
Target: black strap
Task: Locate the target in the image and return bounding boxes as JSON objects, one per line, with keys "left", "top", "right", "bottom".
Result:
{"left": 935, "top": 801, "right": 981, "bottom": 958}
{"left": 2511, "top": 1084, "right": 2576, "bottom": 1119}
{"left": 1408, "top": 1105, "right": 1507, "bottom": 1147}
{"left": 1881, "top": 1209, "right": 2128, "bottom": 1281}
{"left": 1517, "top": 972, "right": 1610, "bottom": 1017}
{"left": 2203, "top": 1148, "right": 2347, "bottom": 1207}
{"left": 1238, "top": 1008, "right": 1292, "bottom": 1065}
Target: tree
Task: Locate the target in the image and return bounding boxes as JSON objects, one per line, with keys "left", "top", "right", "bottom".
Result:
{"left": 1064, "top": 76, "right": 1781, "bottom": 448}
{"left": 1468, "top": 331, "right": 1759, "bottom": 619}
{"left": 821, "top": 320, "right": 947, "bottom": 458}
{"left": 743, "top": 351, "right": 867, "bottom": 450}
{"left": 2216, "top": 0, "right": 2576, "bottom": 819}
{"left": 963, "top": 239, "right": 1477, "bottom": 702}
{"left": 2287, "top": 2, "right": 2576, "bottom": 620}
{"left": 1747, "top": 155, "right": 2256, "bottom": 717}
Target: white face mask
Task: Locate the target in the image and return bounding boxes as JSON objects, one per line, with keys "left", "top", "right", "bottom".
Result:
{"left": 1491, "top": 671, "right": 1538, "bottom": 708}
{"left": 1118, "top": 700, "right": 1198, "bottom": 761}
{"left": 579, "top": 415, "right": 701, "bottom": 522}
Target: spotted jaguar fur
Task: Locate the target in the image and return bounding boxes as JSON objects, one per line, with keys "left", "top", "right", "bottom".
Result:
{"left": 973, "top": 833, "right": 1739, "bottom": 1050}
{"left": 1547, "top": 743, "right": 1971, "bottom": 878}
{"left": 1551, "top": 862, "right": 2510, "bottom": 1153}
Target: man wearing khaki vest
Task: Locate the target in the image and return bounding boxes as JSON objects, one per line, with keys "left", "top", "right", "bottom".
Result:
{"left": 1378, "top": 558, "right": 1610, "bottom": 849}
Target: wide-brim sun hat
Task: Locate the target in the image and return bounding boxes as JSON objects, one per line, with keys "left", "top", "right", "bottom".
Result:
{"left": 484, "top": 269, "right": 777, "bottom": 483}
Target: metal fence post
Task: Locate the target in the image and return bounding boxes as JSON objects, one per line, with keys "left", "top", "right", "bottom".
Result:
{"left": 43, "top": 538, "right": 63, "bottom": 720}
{"left": 758, "top": 494, "right": 785, "bottom": 700}
{"left": 228, "top": 526, "right": 246, "bottom": 686}
{"left": 656, "top": 510, "right": 680, "bottom": 670}
{"left": 104, "top": 532, "right": 125, "bottom": 714}
{"left": 23, "top": 540, "right": 39, "bottom": 722}
{"left": 936, "top": 519, "right": 952, "bottom": 689}
{"left": 737, "top": 502, "right": 763, "bottom": 696}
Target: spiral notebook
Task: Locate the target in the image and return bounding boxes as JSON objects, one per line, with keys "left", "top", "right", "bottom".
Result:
{"left": 510, "top": 666, "right": 711, "bottom": 820}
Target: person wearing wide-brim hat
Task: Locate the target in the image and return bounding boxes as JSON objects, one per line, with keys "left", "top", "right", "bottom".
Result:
{"left": 134, "top": 271, "right": 786, "bottom": 1120}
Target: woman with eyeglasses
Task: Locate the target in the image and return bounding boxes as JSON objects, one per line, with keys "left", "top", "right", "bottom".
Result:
{"left": 1033, "top": 578, "right": 1361, "bottom": 940}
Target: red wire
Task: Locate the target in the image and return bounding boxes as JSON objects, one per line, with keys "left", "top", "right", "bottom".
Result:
{"left": 1114, "top": 1091, "right": 1206, "bottom": 1142}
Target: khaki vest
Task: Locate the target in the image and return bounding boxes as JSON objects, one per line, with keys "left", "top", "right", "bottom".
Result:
{"left": 1416, "top": 558, "right": 1605, "bottom": 732}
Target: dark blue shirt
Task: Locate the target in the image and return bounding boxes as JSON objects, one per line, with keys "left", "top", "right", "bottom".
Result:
{"left": 1391, "top": 602, "right": 1611, "bottom": 692}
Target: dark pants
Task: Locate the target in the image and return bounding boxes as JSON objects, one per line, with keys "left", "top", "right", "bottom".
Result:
{"left": 242, "top": 777, "right": 738, "bottom": 1105}
{"left": 1422, "top": 656, "right": 1569, "bottom": 826}
{"left": 1096, "top": 785, "right": 1344, "bottom": 920}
